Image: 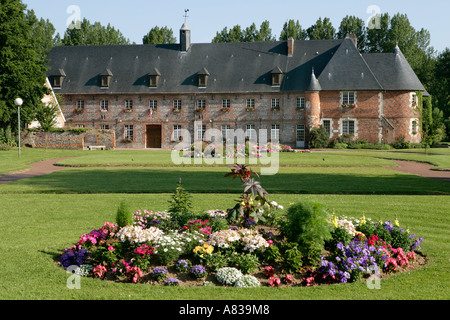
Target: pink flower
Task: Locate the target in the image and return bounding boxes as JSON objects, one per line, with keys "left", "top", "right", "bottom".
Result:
{"left": 283, "top": 274, "right": 293, "bottom": 285}
{"left": 93, "top": 265, "right": 107, "bottom": 279}
{"left": 107, "top": 246, "right": 115, "bottom": 251}
{"left": 267, "top": 276, "right": 281, "bottom": 287}
{"left": 267, "top": 240, "right": 273, "bottom": 245}
{"left": 264, "top": 266, "right": 275, "bottom": 278}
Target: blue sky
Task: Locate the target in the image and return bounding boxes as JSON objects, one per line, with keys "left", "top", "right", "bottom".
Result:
{"left": 23, "top": 0, "right": 449, "bottom": 52}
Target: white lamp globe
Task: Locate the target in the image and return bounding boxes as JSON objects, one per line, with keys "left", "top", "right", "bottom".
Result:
{"left": 14, "top": 98, "right": 23, "bottom": 106}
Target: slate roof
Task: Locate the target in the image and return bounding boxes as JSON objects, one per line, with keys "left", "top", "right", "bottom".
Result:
{"left": 46, "top": 35, "right": 426, "bottom": 95}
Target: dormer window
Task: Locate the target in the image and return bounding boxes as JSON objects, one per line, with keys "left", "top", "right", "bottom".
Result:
{"left": 149, "top": 68, "right": 161, "bottom": 88}
{"left": 101, "top": 69, "right": 113, "bottom": 88}
{"left": 271, "top": 66, "right": 283, "bottom": 86}
{"left": 53, "top": 69, "right": 66, "bottom": 88}
{"left": 198, "top": 68, "right": 210, "bottom": 88}
{"left": 54, "top": 76, "right": 63, "bottom": 88}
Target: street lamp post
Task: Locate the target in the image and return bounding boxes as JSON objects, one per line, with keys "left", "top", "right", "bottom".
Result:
{"left": 14, "top": 98, "right": 23, "bottom": 158}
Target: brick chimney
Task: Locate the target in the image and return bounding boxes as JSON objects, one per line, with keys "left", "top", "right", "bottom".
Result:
{"left": 287, "top": 37, "right": 294, "bottom": 57}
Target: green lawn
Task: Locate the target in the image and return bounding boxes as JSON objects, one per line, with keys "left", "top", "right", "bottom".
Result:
{"left": 0, "top": 148, "right": 449, "bottom": 300}
{"left": 0, "top": 166, "right": 448, "bottom": 195}
{"left": 0, "top": 193, "right": 448, "bottom": 300}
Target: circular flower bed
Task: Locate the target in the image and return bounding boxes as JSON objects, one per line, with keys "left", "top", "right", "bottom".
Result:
{"left": 58, "top": 206, "right": 425, "bottom": 288}
{"left": 58, "top": 167, "right": 425, "bottom": 287}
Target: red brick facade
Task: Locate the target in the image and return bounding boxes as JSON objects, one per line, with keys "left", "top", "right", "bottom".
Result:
{"left": 61, "top": 89, "right": 421, "bottom": 149}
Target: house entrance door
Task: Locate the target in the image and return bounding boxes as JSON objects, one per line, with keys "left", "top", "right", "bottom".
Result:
{"left": 146, "top": 125, "right": 162, "bottom": 148}
{"left": 296, "top": 125, "right": 305, "bottom": 148}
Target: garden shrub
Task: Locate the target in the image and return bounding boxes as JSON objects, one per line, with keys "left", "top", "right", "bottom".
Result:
{"left": 309, "top": 126, "right": 329, "bottom": 148}
{"left": 229, "top": 253, "right": 260, "bottom": 274}
{"left": 215, "top": 267, "right": 243, "bottom": 286}
{"left": 279, "top": 242, "right": 303, "bottom": 273}
{"left": 325, "top": 226, "right": 353, "bottom": 253}
{"left": 168, "top": 178, "right": 193, "bottom": 217}
{"left": 280, "top": 200, "right": 332, "bottom": 264}
{"left": 116, "top": 201, "right": 133, "bottom": 228}
{"left": 234, "top": 275, "right": 260, "bottom": 287}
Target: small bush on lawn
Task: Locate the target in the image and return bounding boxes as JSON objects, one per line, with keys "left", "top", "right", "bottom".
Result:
{"left": 58, "top": 168, "right": 425, "bottom": 287}
{"left": 279, "top": 200, "right": 332, "bottom": 265}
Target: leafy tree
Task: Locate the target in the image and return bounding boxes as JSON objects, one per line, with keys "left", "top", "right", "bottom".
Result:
{"left": 279, "top": 19, "right": 307, "bottom": 40}
{"left": 429, "top": 48, "right": 450, "bottom": 139}
{"left": 212, "top": 25, "right": 244, "bottom": 43}
{"left": 61, "top": 18, "right": 130, "bottom": 46}
{"left": 0, "top": 0, "right": 48, "bottom": 131}
{"left": 306, "top": 17, "right": 336, "bottom": 40}
{"left": 336, "top": 15, "right": 367, "bottom": 51}
{"left": 421, "top": 96, "right": 446, "bottom": 150}
{"left": 366, "top": 13, "right": 390, "bottom": 52}
{"left": 25, "top": 9, "right": 60, "bottom": 61}
{"left": 213, "top": 21, "right": 275, "bottom": 43}
{"left": 34, "top": 101, "right": 60, "bottom": 151}
{"left": 243, "top": 21, "right": 275, "bottom": 42}
{"left": 143, "top": 26, "right": 176, "bottom": 44}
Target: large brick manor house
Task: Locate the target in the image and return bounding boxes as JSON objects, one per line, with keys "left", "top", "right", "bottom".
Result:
{"left": 45, "top": 23, "right": 427, "bottom": 149}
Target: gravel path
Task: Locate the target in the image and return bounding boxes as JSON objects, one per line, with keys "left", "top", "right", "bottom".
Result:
{"left": 388, "top": 160, "right": 450, "bottom": 183}
{"left": 0, "top": 158, "right": 69, "bottom": 184}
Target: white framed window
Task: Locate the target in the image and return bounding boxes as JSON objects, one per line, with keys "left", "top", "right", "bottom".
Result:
{"left": 125, "top": 100, "right": 133, "bottom": 110}
{"left": 296, "top": 97, "right": 305, "bottom": 109}
{"left": 246, "top": 99, "right": 255, "bottom": 110}
{"left": 222, "top": 125, "right": 231, "bottom": 141}
{"left": 271, "top": 124, "right": 280, "bottom": 141}
{"left": 411, "top": 93, "right": 418, "bottom": 108}
{"left": 411, "top": 119, "right": 419, "bottom": 135}
{"left": 76, "top": 100, "right": 84, "bottom": 110}
{"left": 100, "top": 125, "right": 110, "bottom": 130}
{"left": 341, "top": 92, "right": 356, "bottom": 105}
{"left": 149, "top": 100, "right": 157, "bottom": 111}
{"left": 173, "top": 100, "right": 182, "bottom": 111}
{"left": 246, "top": 124, "right": 256, "bottom": 141}
{"left": 322, "top": 118, "right": 333, "bottom": 137}
{"left": 222, "top": 99, "right": 230, "bottom": 109}
{"left": 124, "top": 125, "right": 134, "bottom": 141}
{"left": 271, "top": 98, "right": 280, "bottom": 109}
{"left": 296, "top": 125, "right": 305, "bottom": 142}
{"left": 173, "top": 125, "right": 182, "bottom": 140}
{"left": 197, "top": 124, "right": 206, "bottom": 140}
{"left": 197, "top": 100, "right": 206, "bottom": 110}
{"left": 342, "top": 119, "right": 356, "bottom": 135}
{"left": 100, "top": 100, "right": 108, "bottom": 111}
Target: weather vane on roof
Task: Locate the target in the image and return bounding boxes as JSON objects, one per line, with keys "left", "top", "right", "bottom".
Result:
{"left": 184, "top": 9, "right": 189, "bottom": 23}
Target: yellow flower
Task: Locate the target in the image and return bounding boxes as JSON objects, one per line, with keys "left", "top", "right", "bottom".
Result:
{"left": 394, "top": 219, "right": 400, "bottom": 227}
{"left": 331, "top": 213, "right": 338, "bottom": 228}
{"left": 360, "top": 215, "right": 366, "bottom": 226}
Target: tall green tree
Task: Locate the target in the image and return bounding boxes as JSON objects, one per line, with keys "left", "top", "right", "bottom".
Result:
{"left": 366, "top": 13, "right": 390, "bottom": 52}
{"left": 0, "top": 0, "right": 48, "bottom": 131}
{"left": 25, "top": 9, "right": 60, "bottom": 61}
{"left": 34, "top": 101, "right": 60, "bottom": 151}
{"left": 143, "top": 26, "right": 176, "bottom": 44}
{"left": 243, "top": 21, "right": 275, "bottom": 42}
{"left": 212, "top": 21, "right": 275, "bottom": 43}
{"left": 212, "top": 25, "right": 244, "bottom": 43}
{"left": 61, "top": 18, "right": 130, "bottom": 46}
{"left": 337, "top": 15, "right": 367, "bottom": 51}
{"left": 430, "top": 48, "right": 450, "bottom": 139}
{"left": 306, "top": 17, "right": 336, "bottom": 40}
{"left": 279, "top": 19, "right": 307, "bottom": 40}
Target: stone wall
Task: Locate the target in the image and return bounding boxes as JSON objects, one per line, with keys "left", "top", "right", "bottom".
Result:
{"left": 22, "top": 129, "right": 115, "bottom": 150}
